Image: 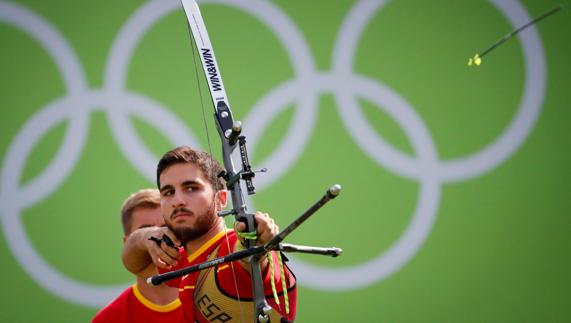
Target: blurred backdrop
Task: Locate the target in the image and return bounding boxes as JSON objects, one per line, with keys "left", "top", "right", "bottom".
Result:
{"left": 1, "top": 0, "right": 570, "bottom": 321}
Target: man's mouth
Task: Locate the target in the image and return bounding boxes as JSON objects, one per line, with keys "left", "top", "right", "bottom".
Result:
{"left": 172, "top": 209, "right": 192, "bottom": 219}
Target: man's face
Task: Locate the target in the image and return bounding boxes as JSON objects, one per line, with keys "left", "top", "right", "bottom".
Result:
{"left": 126, "top": 206, "right": 164, "bottom": 239}
{"left": 158, "top": 162, "right": 225, "bottom": 244}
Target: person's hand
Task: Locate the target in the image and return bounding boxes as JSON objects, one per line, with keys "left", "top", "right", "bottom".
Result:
{"left": 143, "top": 227, "right": 181, "bottom": 269}
{"left": 235, "top": 211, "right": 279, "bottom": 247}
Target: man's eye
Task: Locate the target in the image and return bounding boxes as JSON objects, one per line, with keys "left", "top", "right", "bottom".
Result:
{"left": 162, "top": 190, "right": 173, "bottom": 197}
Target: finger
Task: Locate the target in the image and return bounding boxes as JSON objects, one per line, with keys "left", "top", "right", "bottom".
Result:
{"left": 160, "top": 227, "right": 181, "bottom": 246}
{"left": 255, "top": 213, "right": 272, "bottom": 229}
{"left": 150, "top": 251, "right": 171, "bottom": 270}
{"left": 145, "top": 234, "right": 179, "bottom": 267}
{"left": 162, "top": 234, "right": 181, "bottom": 250}
{"left": 257, "top": 222, "right": 278, "bottom": 244}
{"left": 148, "top": 236, "right": 162, "bottom": 246}
{"left": 160, "top": 241, "right": 181, "bottom": 261}
{"left": 255, "top": 214, "right": 278, "bottom": 245}
{"left": 234, "top": 221, "right": 246, "bottom": 232}
{"left": 253, "top": 212, "right": 268, "bottom": 226}
{"left": 151, "top": 246, "right": 179, "bottom": 268}
{"left": 157, "top": 257, "right": 169, "bottom": 268}
{"left": 167, "top": 232, "right": 181, "bottom": 247}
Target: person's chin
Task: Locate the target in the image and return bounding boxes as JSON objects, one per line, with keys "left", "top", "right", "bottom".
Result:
{"left": 172, "top": 220, "right": 195, "bottom": 230}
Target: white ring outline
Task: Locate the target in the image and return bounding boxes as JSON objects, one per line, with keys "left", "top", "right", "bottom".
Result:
{"left": 437, "top": 0, "right": 546, "bottom": 182}
{"left": 287, "top": 74, "right": 441, "bottom": 290}
{"left": 0, "top": 0, "right": 547, "bottom": 303}
{"left": 0, "top": 0, "right": 200, "bottom": 306}
{"left": 264, "top": 0, "right": 546, "bottom": 290}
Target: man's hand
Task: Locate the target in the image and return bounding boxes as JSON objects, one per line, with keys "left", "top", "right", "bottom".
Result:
{"left": 122, "top": 226, "right": 182, "bottom": 278}
{"left": 144, "top": 228, "right": 182, "bottom": 269}
{"left": 234, "top": 212, "right": 279, "bottom": 271}
{"left": 234, "top": 211, "right": 279, "bottom": 247}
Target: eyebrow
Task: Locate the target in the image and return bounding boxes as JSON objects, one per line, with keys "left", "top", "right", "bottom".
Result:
{"left": 159, "top": 184, "right": 173, "bottom": 194}
{"left": 159, "top": 180, "right": 203, "bottom": 194}
{"left": 181, "top": 180, "right": 202, "bottom": 187}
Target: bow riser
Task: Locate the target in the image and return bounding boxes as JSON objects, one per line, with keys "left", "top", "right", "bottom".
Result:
{"left": 180, "top": 0, "right": 269, "bottom": 321}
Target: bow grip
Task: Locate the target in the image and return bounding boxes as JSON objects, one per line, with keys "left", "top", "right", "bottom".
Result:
{"left": 235, "top": 211, "right": 257, "bottom": 246}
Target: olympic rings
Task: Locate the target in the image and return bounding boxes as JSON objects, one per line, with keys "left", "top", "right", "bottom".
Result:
{"left": 0, "top": 0, "right": 546, "bottom": 305}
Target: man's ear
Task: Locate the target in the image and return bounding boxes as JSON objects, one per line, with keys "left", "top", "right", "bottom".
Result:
{"left": 216, "top": 190, "right": 228, "bottom": 209}
{"left": 122, "top": 235, "right": 128, "bottom": 243}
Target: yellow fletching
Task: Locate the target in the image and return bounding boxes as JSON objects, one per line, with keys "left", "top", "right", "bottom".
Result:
{"left": 468, "top": 54, "right": 482, "bottom": 67}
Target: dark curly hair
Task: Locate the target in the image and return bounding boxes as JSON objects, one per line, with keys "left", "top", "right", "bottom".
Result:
{"left": 156, "top": 146, "right": 226, "bottom": 191}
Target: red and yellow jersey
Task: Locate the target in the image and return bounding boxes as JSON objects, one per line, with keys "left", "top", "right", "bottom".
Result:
{"left": 92, "top": 284, "right": 184, "bottom": 323}
{"left": 162, "top": 230, "right": 297, "bottom": 322}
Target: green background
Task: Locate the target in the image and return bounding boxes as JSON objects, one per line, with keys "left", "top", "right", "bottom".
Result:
{"left": 1, "top": 0, "right": 570, "bottom": 321}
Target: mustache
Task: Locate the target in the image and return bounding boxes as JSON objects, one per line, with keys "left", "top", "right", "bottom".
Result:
{"left": 171, "top": 207, "right": 193, "bottom": 219}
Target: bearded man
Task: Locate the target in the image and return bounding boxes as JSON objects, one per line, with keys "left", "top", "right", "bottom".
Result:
{"left": 122, "top": 146, "right": 296, "bottom": 322}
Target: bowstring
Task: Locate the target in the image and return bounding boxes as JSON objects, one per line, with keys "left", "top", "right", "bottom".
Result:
{"left": 186, "top": 20, "right": 247, "bottom": 323}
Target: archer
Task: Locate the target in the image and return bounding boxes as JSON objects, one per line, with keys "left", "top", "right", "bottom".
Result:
{"left": 122, "top": 146, "right": 297, "bottom": 323}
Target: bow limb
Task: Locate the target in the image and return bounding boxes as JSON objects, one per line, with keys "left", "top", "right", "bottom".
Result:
{"left": 180, "top": 0, "right": 270, "bottom": 322}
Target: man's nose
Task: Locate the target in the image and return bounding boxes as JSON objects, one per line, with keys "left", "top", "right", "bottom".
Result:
{"left": 171, "top": 190, "right": 186, "bottom": 208}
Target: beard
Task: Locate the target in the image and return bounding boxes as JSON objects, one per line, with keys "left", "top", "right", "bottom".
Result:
{"left": 166, "top": 206, "right": 218, "bottom": 245}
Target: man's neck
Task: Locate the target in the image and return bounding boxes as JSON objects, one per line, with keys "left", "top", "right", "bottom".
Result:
{"left": 135, "top": 276, "right": 179, "bottom": 306}
{"left": 184, "top": 219, "right": 225, "bottom": 254}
